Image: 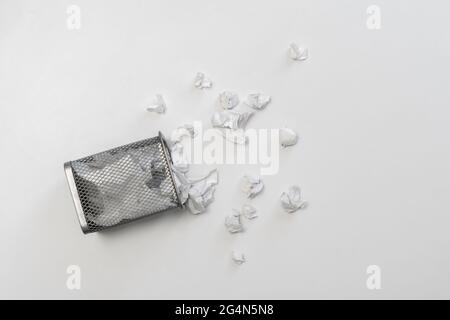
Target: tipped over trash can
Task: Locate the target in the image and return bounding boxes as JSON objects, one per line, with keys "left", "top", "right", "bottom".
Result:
{"left": 64, "top": 132, "right": 183, "bottom": 234}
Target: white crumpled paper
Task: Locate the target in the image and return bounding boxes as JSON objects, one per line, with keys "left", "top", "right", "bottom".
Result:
{"left": 181, "top": 124, "right": 196, "bottom": 138}
{"left": 218, "top": 129, "right": 248, "bottom": 145}
{"left": 241, "top": 175, "right": 264, "bottom": 198}
{"left": 212, "top": 110, "right": 253, "bottom": 146}
{"left": 231, "top": 251, "right": 246, "bottom": 265}
{"left": 239, "top": 204, "right": 258, "bottom": 219}
{"left": 146, "top": 94, "right": 166, "bottom": 114}
{"left": 168, "top": 134, "right": 219, "bottom": 214}
{"left": 279, "top": 127, "right": 298, "bottom": 147}
{"left": 170, "top": 142, "right": 190, "bottom": 173}
{"left": 168, "top": 124, "right": 197, "bottom": 173}
{"left": 194, "top": 72, "right": 213, "bottom": 89}
{"left": 172, "top": 164, "right": 219, "bottom": 215}
{"left": 225, "top": 212, "right": 244, "bottom": 233}
{"left": 211, "top": 110, "right": 254, "bottom": 130}
{"left": 280, "top": 185, "right": 307, "bottom": 213}
{"left": 219, "top": 91, "right": 240, "bottom": 110}
{"left": 289, "top": 43, "right": 309, "bottom": 61}
{"left": 171, "top": 124, "right": 196, "bottom": 143}
{"left": 185, "top": 169, "right": 219, "bottom": 215}
{"left": 245, "top": 93, "right": 271, "bottom": 110}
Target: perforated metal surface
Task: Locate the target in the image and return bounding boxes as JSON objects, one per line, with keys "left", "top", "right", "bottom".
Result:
{"left": 64, "top": 133, "right": 182, "bottom": 234}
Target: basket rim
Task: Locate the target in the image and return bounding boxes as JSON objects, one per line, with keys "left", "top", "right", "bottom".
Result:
{"left": 64, "top": 161, "right": 90, "bottom": 234}
{"left": 158, "top": 131, "right": 185, "bottom": 209}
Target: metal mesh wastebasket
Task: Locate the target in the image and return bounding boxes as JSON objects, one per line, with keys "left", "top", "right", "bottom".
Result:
{"left": 64, "top": 132, "right": 183, "bottom": 234}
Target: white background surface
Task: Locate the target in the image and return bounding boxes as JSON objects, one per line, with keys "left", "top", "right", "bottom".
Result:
{"left": 1, "top": 0, "right": 450, "bottom": 299}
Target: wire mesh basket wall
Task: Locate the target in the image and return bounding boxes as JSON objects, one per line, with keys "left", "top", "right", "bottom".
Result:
{"left": 64, "top": 132, "right": 182, "bottom": 234}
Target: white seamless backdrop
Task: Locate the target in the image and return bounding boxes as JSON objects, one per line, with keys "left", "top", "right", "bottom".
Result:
{"left": 0, "top": 0, "right": 449, "bottom": 299}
